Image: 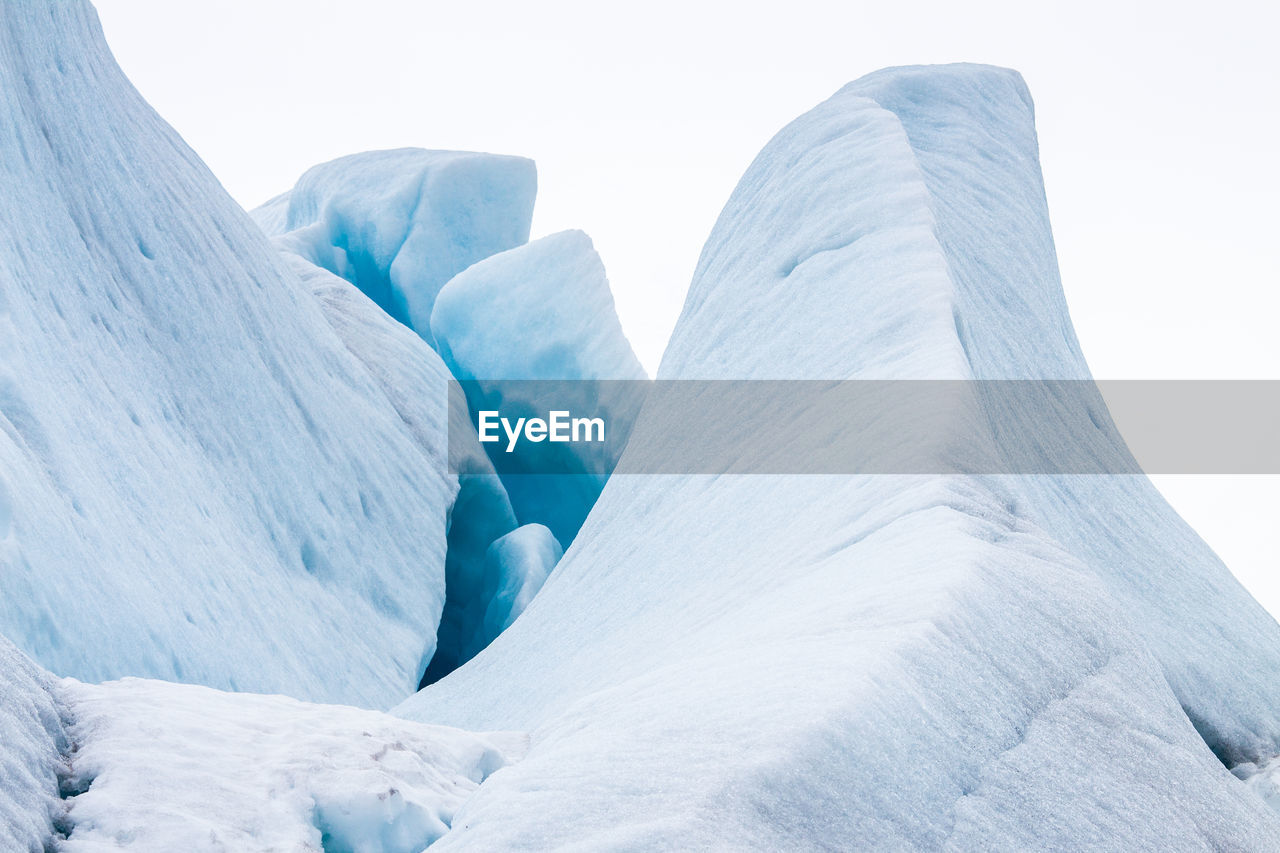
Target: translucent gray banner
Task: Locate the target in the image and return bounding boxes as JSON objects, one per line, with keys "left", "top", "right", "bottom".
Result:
{"left": 447, "top": 380, "right": 1280, "bottom": 475}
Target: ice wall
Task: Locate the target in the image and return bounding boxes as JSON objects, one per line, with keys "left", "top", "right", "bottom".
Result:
{"left": 0, "top": 0, "right": 459, "bottom": 707}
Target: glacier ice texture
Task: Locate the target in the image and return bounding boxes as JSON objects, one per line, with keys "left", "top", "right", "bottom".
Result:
{"left": 397, "top": 64, "right": 1280, "bottom": 848}
{"left": 254, "top": 148, "right": 536, "bottom": 339}
{"left": 1, "top": 0, "right": 1278, "bottom": 847}
{"left": 289, "top": 254, "right": 522, "bottom": 684}
{"left": 0, "top": 0, "right": 463, "bottom": 708}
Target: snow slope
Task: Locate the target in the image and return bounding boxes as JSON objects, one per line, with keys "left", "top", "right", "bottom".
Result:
{"left": 399, "top": 64, "right": 1280, "bottom": 847}
{"left": 254, "top": 148, "right": 536, "bottom": 336}
{"left": 55, "top": 677, "right": 525, "bottom": 853}
{"left": 0, "top": 637, "right": 67, "bottom": 853}
{"left": 431, "top": 229, "right": 647, "bottom": 546}
{"left": 0, "top": 0, "right": 461, "bottom": 706}
{"left": 837, "top": 65, "right": 1280, "bottom": 766}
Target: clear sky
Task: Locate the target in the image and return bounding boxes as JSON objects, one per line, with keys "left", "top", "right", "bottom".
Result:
{"left": 92, "top": 0, "right": 1277, "bottom": 613}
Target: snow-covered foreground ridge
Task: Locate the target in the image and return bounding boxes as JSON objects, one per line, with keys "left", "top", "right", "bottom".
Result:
{"left": 1, "top": 0, "right": 1280, "bottom": 849}
{"left": 0, "top": 635, "right": 525, "bottom": 852}
{"left": 398, "top": 65, "right": 1280, "bottom": 847}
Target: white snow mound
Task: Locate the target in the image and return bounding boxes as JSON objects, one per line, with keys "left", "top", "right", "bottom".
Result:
{"left": 56, "top": 677, "right": 525, "bottom": 853}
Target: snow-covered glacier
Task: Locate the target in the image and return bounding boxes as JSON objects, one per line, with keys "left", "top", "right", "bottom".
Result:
{"left": 0, "top": 0, "right": 463, "bottom": 707}
{"left": 3, "top": 0, "right": 1279, "bottom": 847}
{"left": 397, "top": 65, "right": 1280, "bottom": 847}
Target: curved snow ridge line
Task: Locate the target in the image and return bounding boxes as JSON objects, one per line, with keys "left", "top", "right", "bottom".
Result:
{"left": 661, "top": 86, "right": 970, "bottom": 381}
{"left": 669, "top": 59, "right": 1280, "bottom": 765}
{"left": 53, "top": 677, "right": 527, "bottom": 853}
{"left": 841, "top": 63, "right": 1280, "bottom": 766}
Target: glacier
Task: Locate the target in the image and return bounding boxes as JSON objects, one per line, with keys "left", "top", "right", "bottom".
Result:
{"left": 431, "top": 229, "right": 647, "bottom": 547}
{"left": 431, "top": 230, "right": 645, "bottom": 386}
{"left": 288, "top": 254, "right": 522, "bottom": 686}
{"left": 0, "top": 0, "right": 463, "bottom": 707}
{"left": 396, "top": 65, "right": 1280, "bottom": 847}
{"left": 1, "top": 0, "right": 1279, "bottom": 847}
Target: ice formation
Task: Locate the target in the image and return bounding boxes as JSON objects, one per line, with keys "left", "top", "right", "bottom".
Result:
{"left": 254, "top": 149, "right": 536, "bottom": 337}
{"left": 0, "top": 0, "right": 459, "bottom": 707}
{"left": 398, "top": 65, "right": 1280, "bottom": 847}
{"left": 431, "top": 230, "right": 647, "bottom": 545}
{"left": 432, "top": 230, "right": 645, "bottom": 385}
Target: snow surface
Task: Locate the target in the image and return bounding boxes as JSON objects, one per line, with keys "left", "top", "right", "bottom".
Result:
{"left": 0, "top": 0, "right": 461, "bottom": 706}
{"left": 0, "top": 637, "right": 67, "bottom": 853}
{"left": 54, "top": 677, "right": 524, "bottom": 852}
{"left": 431, "top": 230, "right": 647, "bottom": 546}
{"left": 1236, "top": 757, "right": 1280, "bottom": 816}
{"left": 254, "top": 148, "right": 536, "bottom": 337}
{"left": 399, "top": 64, "right": 1280, "bottom": 848}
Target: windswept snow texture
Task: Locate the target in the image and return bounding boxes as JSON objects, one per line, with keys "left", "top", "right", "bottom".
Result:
{"left": 253, "top": 149, "right": 536, "bottom": 337}
{"left": 400, "top": 65, "right": 1280, "bottom": 848}
{"left": 431, "top": 230, "right": 647, "bottom": 546}
{"left": 56, "top": 677, "right": 525, "bottom": 852}
{"left": 0, "top": 0, "right": 457, "bottom": 706}
{"left": 0, "top": 637, "right": 67, "bottom": 853}
{"left": 836, "top": 65, "right": 1280, "bottom": 766}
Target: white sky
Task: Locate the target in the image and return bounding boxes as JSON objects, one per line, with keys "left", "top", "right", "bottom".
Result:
{"left": 92, "top": 0, "right": 1276, "bottom": 614}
